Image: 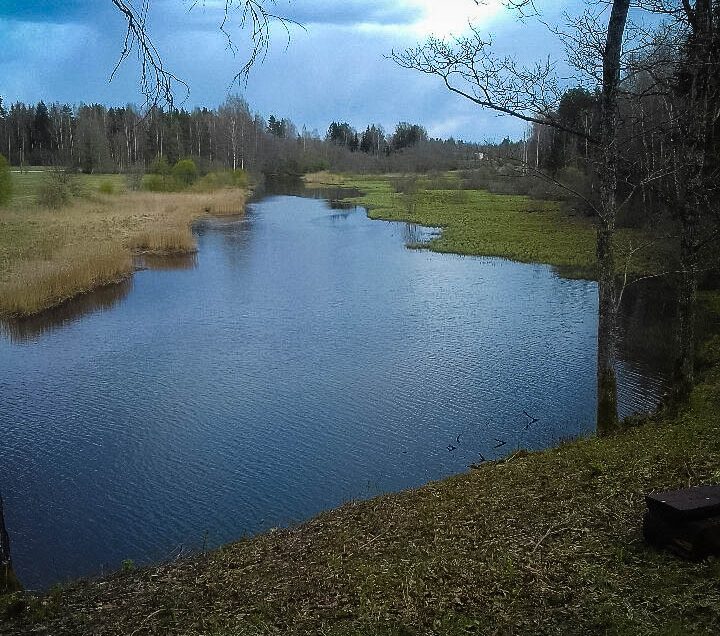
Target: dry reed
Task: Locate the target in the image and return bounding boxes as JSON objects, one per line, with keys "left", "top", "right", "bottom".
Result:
{"left": 0, "top": 189, "right": 246, "bottom": 317}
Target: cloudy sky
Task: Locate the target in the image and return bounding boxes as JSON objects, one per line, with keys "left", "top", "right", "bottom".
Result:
{"left": 0, "top": 1, "right": 570, "bottom": 142}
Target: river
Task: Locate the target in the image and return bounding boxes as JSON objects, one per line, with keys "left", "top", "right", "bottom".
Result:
{"left": 0, "top": 191, "right": 671, "bottom": 589}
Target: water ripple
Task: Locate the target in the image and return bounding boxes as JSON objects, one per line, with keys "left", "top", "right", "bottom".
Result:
{"left": 0, "top": 195, "right": 672, "bottom": 589}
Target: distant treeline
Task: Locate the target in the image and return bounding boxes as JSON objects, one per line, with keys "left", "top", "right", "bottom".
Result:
{"left": 0, "top": 96, "right": 484, "bottom": 176}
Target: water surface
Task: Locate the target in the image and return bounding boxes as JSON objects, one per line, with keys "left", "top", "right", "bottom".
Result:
{"left": 0, "top": 194, "right": 669, "bottom": 589}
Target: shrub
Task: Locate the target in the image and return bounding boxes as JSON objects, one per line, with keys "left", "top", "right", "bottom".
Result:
{"left": 193, "top": 169, "right": 249, "bottom": 192}
{"left": 0, "top": 154, "right": 12, "bottom": 205}
{"left": 143, "top": 173, "right": 175, "bottom": 192}
{"left": 423, "top": 172, "right": 458, "bottom": 190}
{"left": 461, "top": 166, "right": 494, "bottom": 190}
{"left": 125, "top": 163, "right": 145, "bottom": 191}
{"left": 148, "top": 156, "right": 171, "bottom": 176}
{"left": 391, "top": 175, "right": 420, "bottom": 195}
{"left": 37, "top": 170, "right": 78, "bottom": 209}
{"left": 172, "top": 159, "right": 198, "bottom": 187}
{"left": 98, "top": 180, "right": 115, "bottom": 195}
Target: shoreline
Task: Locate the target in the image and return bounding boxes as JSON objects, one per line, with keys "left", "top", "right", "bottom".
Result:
{"left": 303, "top": 172, "right": 669, "bottom": 281}
{"left": 3, "top": 361, "right": 719, "bottom": 633}
{"left": 3, "top": 175, "right": 718, "bottom": 634}
{"left": 0, "top": 187, "right": 247, "bottom": 320}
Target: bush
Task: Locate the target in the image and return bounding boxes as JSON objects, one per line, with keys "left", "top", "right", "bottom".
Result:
{"left": 391, "top": 175, "right": 420, "bottom": 195}
{"left": 0, "top": 154, "right": 11, "bottom": 205}
{"left": 172, "top": 159, "right": 198, "bottom": 187}
{"left": 460, "top": 166, "right": 495, "bottom": 190}
{"left": 125, "top": 163, "right": 145, "bottom": 191}
{"left": 37, "top": 170, "right": 78, "bottom": 209}
{"left": 98, "top": 180, "right": 116, "bottom": 195}
{"left": 423, "top": 172, "right": 459, "bottom": 191}
{"left": 148, "top": 156, "right": 171, "bottom": 176}
{"left": 193, "top": 169, "right": 249, "bottom": 192}
{"left": 143, "top": 173, "right": 177, "bottom": 192}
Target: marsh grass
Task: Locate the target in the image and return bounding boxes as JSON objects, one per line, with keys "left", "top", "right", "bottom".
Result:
{"left": 1, "top": 245, "right": 133, "bottom": 317}
{"left": 316, "top": 173, "right": 598, "bottom": 274}
{"left": 305, "top": 172, "right": 670, "bottom": 278}
{"left": 302, "top": 170, "right": 346, "bottom": 187}
{"left": 126, "top": 224, "right": 196, "bottom": 254}
{"left": 0, "top": 184, "right": 246, "bottom": 317}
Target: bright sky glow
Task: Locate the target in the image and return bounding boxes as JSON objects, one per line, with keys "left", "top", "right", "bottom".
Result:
{"left": 406, "top": 0, "right": 505, "bottom": 37}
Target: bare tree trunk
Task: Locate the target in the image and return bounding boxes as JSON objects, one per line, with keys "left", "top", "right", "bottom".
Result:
{"left": 596, "top": 222, "right": 619, "bottom": 433}
{"left": 595, "top": 0, "right": 630, "bottom": 435}
{"left": 671, "top": 0, "right": 716, "bottom": 405}
{"left": 674, "top": 206, "right": 699, "bottom": 402}
{"left": 0, "top": 493, "right": 22, "bottom": 594}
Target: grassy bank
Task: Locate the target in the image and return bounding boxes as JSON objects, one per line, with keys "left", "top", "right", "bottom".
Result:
{"left": 0, "top": 171, "right": 246, "bottom": 317}
{"left": 304, "top": 172, "right": 665, "bottom": 278}
{"left": 3, "top": 329, "right": 720, "bottom": 634}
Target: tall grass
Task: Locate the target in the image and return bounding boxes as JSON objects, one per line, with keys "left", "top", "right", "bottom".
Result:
{"left": 1, "top": 245, "right": 132, "bottom": 317}
{"left": 127, "top": 225, "right": 196, "bottom": 254}
{"left": 0, "top": 187, "right": 246, "bottom": 317}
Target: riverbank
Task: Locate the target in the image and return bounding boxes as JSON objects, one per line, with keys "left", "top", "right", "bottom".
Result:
{"left": 304, "top": 172, "right": 666, "bottom": 279}
{"left": 0, "top": 172, "right": 246, "bottom": 317}
{"left": 0, "top": 173, "right": 246, "bottom": 317}
{"left": 3, "top": 325, "right": 719, "bottom": 634}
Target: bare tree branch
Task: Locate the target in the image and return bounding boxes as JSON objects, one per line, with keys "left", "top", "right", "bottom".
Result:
{"left": 110, "top": 1, "right": 298, "bottom": 107}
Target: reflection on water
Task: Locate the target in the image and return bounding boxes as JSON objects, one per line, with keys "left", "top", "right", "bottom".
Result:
{"left": 403, "top": 222, "right": 441, "bottom": 246}
{"left": 1, "top": 255, "right": 199, "bottom": 344}
{"left": 615, "top": 278, "right": 678, "bottom": 412}
{"left": 0, "top": 194, "right": 675, "bottom": 590}
{"left": 257, "top": 175, "right": 363, "bottom": 209}
{"left": 618, "top": 277, "right": 678, "bottom": 372}
{"left": 138, "top": 253, "right": 198, "bottom": 272}
{"left": 0, "top": 280, "right": 133, "bottom": 344}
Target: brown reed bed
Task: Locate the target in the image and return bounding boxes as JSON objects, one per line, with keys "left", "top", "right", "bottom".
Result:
{"left": 0, "top": 189, "right": 246, "bottom": 317}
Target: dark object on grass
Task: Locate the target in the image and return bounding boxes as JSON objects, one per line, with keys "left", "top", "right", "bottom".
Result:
{"left": 643, "top": 486, "right": 720, "bottom": 560}
{"left": 1, "top": 493, "right": 23, "bottom": 594}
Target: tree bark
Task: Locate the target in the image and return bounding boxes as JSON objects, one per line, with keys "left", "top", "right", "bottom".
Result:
{"left": 671, "top": 0, "right": 716, "bottom": 405}
{"left": 674, "top": 198, "right": 700, "bottom": 403}
{"left": 595, "top": 0, "right": 630, "bottom": 435}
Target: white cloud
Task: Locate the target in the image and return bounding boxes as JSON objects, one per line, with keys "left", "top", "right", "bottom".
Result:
{"left": 356, "top": 0, "right": 505, "bottom": 38}
{"left": 404, "top": 0, "right": 505, "bottom": 37}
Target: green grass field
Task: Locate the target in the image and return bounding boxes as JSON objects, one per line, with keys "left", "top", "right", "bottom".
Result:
{"left": 6, "top": 169, "right": 126, "bottom": 206}
{"left": 305, "top": 173, "right": 666, "bottom": 278}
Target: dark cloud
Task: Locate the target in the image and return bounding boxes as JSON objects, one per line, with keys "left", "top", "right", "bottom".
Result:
{"left": 0, "top": 1, "right": 108, "bottom": 22}
{"left": 279, "top": 1, "right": 416, "bottom": 27}
{"left": 0, "top": 1, "right": 543, "bottom": 141}
{"left": 0, "top": 1, "right": 416, "bottom": 28}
